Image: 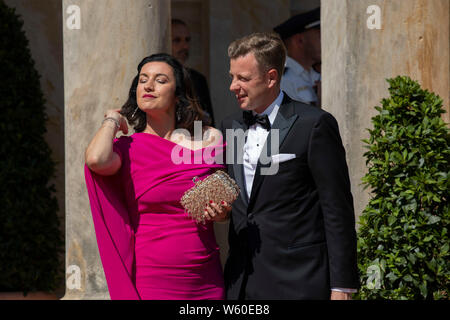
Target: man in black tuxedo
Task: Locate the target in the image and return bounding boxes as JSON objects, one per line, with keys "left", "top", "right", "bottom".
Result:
{"left": 221, "top": 33, "right": 359, "bottom": 300}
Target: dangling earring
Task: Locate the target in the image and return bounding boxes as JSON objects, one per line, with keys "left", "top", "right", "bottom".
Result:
{"left": 176, "top": 107, "right": 182, "bottom": 122}
{"left": 131, "top": 106, "right": 139, "bottom": 118}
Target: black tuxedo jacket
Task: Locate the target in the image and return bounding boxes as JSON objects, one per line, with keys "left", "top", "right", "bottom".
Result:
{"left": 220, "top": 94, "right": 359, "bottom": 300}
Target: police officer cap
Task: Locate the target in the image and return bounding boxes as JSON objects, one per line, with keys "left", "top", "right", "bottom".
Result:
{"left": 274, "top": 7, "right": 320, "bottom": 40}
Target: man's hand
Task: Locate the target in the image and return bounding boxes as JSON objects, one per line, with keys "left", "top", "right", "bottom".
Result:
{"left": 330, "top": 291, "right": 353, "bottom": 300}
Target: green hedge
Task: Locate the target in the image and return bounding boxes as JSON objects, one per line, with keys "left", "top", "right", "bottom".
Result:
{"left": 0, "top": 0, "right": 63, "bottom": 294}
{"left": 356, "top": 76, "right": 449, "bottom": 299}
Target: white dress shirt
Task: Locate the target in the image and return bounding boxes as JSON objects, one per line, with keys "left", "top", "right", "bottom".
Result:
{"left": 243, "top": 91, "right": 283, "bottom": 199}
{"left": 281, "top": 56, "right": 321, "bottom": 104}
{"left": 242, "top": 90, "right": 356, "bottom": 295}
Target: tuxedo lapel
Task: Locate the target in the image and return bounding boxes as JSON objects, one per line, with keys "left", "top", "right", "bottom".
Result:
{"left": 248, "top": 96, "right": 299, "bottom": 207}
{"left": 272, "top": 96, "right": 299, "bottom": 148}
{"left": 231, "top": 119, "right": 249, "bottom": 205}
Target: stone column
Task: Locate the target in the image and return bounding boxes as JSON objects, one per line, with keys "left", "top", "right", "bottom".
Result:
{"left": 62, "top": 0, "right": 170, "bottom": 299}
{"left": 322, "top": 0, "right": 449, "bottom": 223}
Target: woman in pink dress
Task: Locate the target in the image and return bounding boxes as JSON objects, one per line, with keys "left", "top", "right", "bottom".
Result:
{"left": 84, "top": 54, "right": 230, "bottom": 300}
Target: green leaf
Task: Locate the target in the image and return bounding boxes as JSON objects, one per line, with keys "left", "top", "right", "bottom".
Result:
{"left": 408, "top": 253, "right": 417, "bottom": 264}
{"left": 388, "top": 215, "right": 397, "bottom": 226}
{"left": 386, "top": 272, "right": 398, "bottom": 282}
{"left": 403, "top": 275, "right": 413, "bottom": 282}
{"left": 418, "top": 158, "right": 425, "bottom": 167}
{"left": 419, "top": 282, "right": 428, "bottom": 298}
{"left": 402, "top": 149, "right": 408, "bottom": 161}
{"left": 441, "top": 243, "right": 449, "bottom": 255}
{"left": 428, "top": 216, "right": 441, "bottom": 224}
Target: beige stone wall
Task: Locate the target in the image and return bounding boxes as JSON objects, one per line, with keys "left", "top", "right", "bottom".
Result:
{"left": 322, "top": 0, "right": 449, "bottom": 225}
{"left": 62, "top": 0, "right": 171, "bottom": 299}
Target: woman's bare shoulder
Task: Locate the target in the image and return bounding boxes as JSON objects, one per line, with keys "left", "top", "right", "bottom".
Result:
{"left": 203, "top": 126, "right": 224, "bottom": 147}
{"left": 203, "top": 126, "right": 222, "bottom": 137}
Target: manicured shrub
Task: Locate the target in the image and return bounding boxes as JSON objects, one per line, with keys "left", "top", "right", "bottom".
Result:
{"left": 356, "top": 76, "right": 449, "bottom": 300}
{"left": 0, "top": 0, "right": 63, "bottom": 294}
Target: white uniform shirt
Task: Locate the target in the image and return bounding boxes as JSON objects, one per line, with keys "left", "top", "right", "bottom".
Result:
{"left": 281, "top": 56, "right": 321, "bottom": 104}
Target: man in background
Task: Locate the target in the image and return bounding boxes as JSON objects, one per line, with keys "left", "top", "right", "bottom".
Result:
{"left": 274, "top": 7, "right": 321, "bottom": 107}
{"left": 171, "top": 18, "right": 215, "bottom": 125}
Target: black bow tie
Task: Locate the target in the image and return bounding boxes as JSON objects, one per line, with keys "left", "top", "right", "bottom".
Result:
{"left": 243, "top": 111, "right": 271, "bottom": 130}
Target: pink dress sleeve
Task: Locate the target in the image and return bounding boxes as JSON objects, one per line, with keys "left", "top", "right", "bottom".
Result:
{"left": 84, "top": 137, "right": 140, "bottom": 299}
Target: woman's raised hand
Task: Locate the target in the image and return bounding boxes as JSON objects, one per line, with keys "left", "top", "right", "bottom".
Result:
{"left": 104, "top": 109, "right": 128, "bottom": 135}
{"left": 85, "top": 109, "right": 127, "bottom": 175}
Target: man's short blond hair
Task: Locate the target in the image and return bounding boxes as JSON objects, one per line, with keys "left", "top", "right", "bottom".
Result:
{"left": 228, "top": 33, "right": 286, "bottom": 80}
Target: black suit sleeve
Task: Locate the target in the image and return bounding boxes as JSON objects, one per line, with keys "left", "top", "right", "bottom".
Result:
{"left": 307, "top": 112, "right": 359, "bottom": 289}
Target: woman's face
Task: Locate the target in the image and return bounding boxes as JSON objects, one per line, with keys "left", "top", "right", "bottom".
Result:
{"left": 136, "top": 61, "right": 177, "bottom": 115}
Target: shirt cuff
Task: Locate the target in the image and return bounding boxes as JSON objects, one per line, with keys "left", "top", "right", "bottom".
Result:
{"left": 331, "top": 287, "right": 358, "bottom": 293}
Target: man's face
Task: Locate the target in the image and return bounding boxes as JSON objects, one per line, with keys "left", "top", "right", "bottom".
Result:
{"left": 171, "top": 23, "right": 190, "bottom": 64}
{"left": 302, "top": 28, "right": 321, "bottom": 63}
{"left": 229, "top": 52, "right": 272, "bottom": 113}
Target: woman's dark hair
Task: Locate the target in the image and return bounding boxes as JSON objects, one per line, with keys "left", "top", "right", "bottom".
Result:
{"left": 120, "top": 53, "right": 209, "bottom": 134}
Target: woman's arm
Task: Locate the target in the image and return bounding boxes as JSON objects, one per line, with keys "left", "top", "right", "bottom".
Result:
{"left": 85, "top": 109, "right": 128, "bottom": 176}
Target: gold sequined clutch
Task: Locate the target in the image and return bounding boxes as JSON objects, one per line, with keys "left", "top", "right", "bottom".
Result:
{"left": 181, "top": 170, "right": 240, "bottom": 224}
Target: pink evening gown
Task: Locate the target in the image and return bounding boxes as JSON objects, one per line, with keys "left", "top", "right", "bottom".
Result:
{"left": 84, "top": 132, "right": 226, "bottom": 300}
